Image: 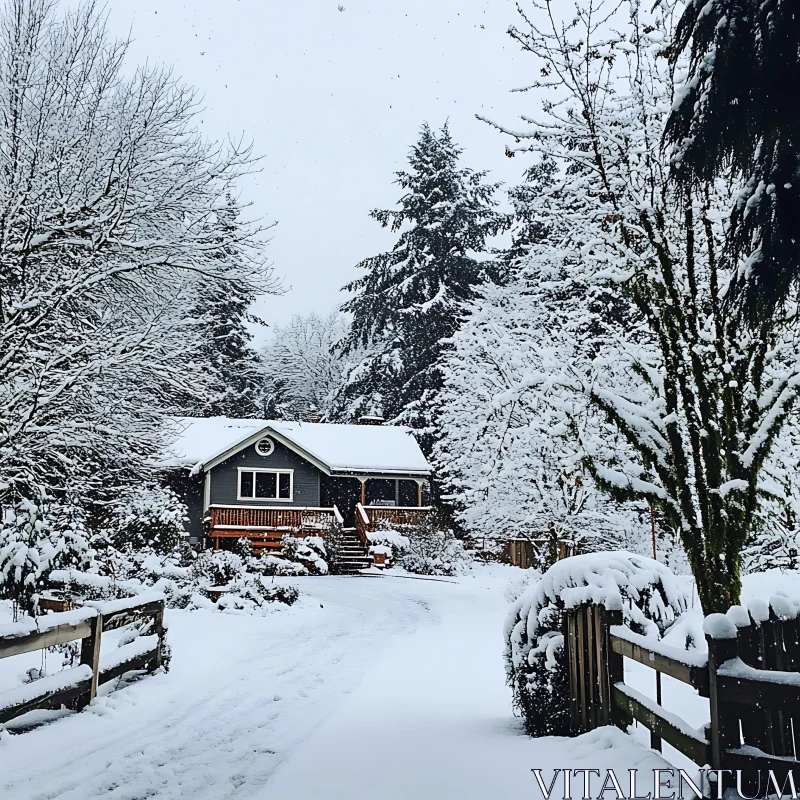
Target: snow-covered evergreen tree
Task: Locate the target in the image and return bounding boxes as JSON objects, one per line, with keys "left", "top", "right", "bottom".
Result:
{"left": 666, "top": 0, "right": 800, "bottom": 323}
{"left": 335, "top": 122, "right": 508, "bottom": 443}
{"left": 175, "top": 198, "right": 271, "bottom": 419}
{"left": 435, "top": 186, "right": 649, "bottom": 555}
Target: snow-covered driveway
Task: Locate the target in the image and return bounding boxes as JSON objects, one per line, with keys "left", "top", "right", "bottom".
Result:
{"left": 0, "top": 568, "right": 670, "bottom": 799}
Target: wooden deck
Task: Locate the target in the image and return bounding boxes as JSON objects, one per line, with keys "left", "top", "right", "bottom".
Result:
{"left": 208, "top": 505, "right": 343, "bottom": 551}
{"left": 208, "top": 504, "right": 432, "bottom": 553}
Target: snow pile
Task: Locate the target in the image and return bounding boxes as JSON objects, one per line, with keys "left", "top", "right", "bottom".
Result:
{"left": 504, "top": 551, "right": 690, "bottom": 736}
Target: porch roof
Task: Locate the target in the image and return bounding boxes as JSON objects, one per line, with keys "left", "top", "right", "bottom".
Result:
{"left": 162, "top": 417, "right": 432, "bottom": 477}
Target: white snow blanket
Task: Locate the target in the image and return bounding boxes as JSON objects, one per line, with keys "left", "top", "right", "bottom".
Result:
{"left": 163, "top": 416, "right": 432, "bottom": 475}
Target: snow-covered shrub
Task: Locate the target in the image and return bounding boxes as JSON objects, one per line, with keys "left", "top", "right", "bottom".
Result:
{"left": 109, "top": 484, "right": 188, "bottom": 556}
{"left": 280, "top": 533, "right": 328, "bottom": 575}
{"left": 219, "top": 579, "right": 300, "bottom": 611}
{"left": 321, "top": 519, "right": 351, "bottom": 575}
{"left": 504, "top": 569, "right": 543, "bottom": 604}
{"left": 504, "top": 552, "right": 690, "bottom": 736}
{"left": 367, "top": 525, "right": 410, "bottom": 567}
{"left": 399, "top": 515, "right": 471, "bottom": 577}
{"left": 0, "top": 499, "right": 92, "bottom": 615}
{"left": 191, "top": 550, "right": 244, "bottom": 586}
{"left": 51, "top": 547, "right": 299, "bottom": 615}
{"left": 261, "top": 554, "right": 309, "bottom": 577}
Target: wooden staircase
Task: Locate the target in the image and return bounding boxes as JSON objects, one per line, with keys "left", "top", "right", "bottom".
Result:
{"left": 335, "top": 529, "right": 372, "bottom": 574}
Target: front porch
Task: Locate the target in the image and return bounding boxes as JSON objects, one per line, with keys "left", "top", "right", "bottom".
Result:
{"left": 207, "top": 502, "right": 432, "bottom": 553}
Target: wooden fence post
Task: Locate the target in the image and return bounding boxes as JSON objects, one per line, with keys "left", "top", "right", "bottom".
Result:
{"left": 564, "top": 608, "right": 580, "bottom": 734}
{"left": 152, "top": 602, "right": 165, "bottom": 671}
{"left": 77, "top": 611, "right": 102, "bottom": 710}
{"left": 604, "top": 607, "right": 625, "bottom": 728}
{"left": 706, "top": 624, "right": 740, "bottom": 793}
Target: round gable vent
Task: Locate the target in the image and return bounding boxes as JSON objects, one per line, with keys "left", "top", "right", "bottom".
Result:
{"left": 255, "top": 437, "right": 275, "bottom": 457}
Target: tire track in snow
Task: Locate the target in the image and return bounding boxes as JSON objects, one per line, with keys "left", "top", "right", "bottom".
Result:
{"left": 0, "top": 578, "right": 434, "bottom": 800}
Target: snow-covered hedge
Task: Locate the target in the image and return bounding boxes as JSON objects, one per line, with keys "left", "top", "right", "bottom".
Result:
{"left": 504, "top": 551, "right": 690, "bottom": 736}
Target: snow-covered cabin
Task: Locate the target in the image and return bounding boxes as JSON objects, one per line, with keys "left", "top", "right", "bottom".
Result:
{"left": 162, "top": 417, "right": 433, "bottom": 551}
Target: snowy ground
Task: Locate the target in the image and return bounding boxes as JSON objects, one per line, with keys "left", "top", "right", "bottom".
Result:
{"left": 0, "top": 564, "right": 790, "bottom": 799}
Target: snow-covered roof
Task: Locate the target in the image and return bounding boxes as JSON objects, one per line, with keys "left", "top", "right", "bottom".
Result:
{"left": 163, "top": 417, "right": 432, "bottom": 476}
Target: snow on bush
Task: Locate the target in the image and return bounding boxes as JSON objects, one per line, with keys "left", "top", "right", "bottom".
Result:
{"left": 0, "top": 500, "right": 92, "bottom": 615}
{"left": 261, "top": 554, "right": 309, "bottom": 577}
{"left": 397, "top": 515, "right": 472, "bottom": 577}
{"left": 50, "top": 547, "right": 299, "bottom": 616}
{"left": 192, "top": 550, "right": 244, "bottom": 586}
{"left": 367, "top": 526, "right": 410, "bottom": 567}
{"left": 280, "top": 533, "right": 328, "bottom": 575}
{"left": 108, "top": 484, "right": 188, "bottom": 555}
{"left": 504, "top": 551, "right": 690, "bottom": 736}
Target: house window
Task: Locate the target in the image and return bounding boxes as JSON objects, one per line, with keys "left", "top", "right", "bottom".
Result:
{"left": 238, "top": 469, "right": 293, "bottom": 501}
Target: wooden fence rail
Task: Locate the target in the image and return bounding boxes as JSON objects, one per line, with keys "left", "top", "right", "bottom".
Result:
{"left": 0, "top": 594, "right": 166, "bottom": 728}
{"left": 564, "top": 599, "right": 800, "bottom": 795}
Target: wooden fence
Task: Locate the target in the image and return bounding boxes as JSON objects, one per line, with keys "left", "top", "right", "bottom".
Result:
{"left": 501, "top": 538, "right": 574, "bottom": 569}
{"left": 0, "top": 594, "right": 166, "bottom": 728}
{"left": 565, "top": 599, "right": 800, "bottom": 794}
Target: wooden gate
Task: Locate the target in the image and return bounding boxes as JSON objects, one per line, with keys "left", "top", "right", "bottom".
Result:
{"left": 564, "top": 599, "right": 800, "bottom": 795}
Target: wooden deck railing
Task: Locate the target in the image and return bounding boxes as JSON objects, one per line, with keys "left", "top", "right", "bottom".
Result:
{"left": 0, "top": 595, "right": 166, "bottom": 728}
{"left": 354, "top": 503, "right": 432, "bottom": 545}
{"left": 208, "top": 505, "right": 344, "bottom": 551}
{"left": 209, "top": 505, "right": 339, "bottom": 531}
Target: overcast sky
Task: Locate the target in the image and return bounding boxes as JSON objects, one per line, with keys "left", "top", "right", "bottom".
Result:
{"left": 104, "top": 0, "right": 534, "bottom": 342}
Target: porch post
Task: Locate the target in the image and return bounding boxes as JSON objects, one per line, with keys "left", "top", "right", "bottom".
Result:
{"left": 360, "top": 479, "right": 366, "bottom": 506}
{"left": 417, "top": 481, "right": 422, "bottom": 507}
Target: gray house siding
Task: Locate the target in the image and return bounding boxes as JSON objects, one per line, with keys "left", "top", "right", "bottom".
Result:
{"left": 209, "top": 438, "right": 322, "bottom": 507}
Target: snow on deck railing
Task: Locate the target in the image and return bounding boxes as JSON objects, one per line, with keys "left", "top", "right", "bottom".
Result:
{"left": 356, "top": 503, "right": 369, "bottom": 524}
{"left": 362, "top": 505, "right": 433, "bottom": 511}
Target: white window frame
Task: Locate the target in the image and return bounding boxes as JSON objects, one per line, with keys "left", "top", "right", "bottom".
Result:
{"left": 237, "top": 468, "right": 294, "bottom": 502}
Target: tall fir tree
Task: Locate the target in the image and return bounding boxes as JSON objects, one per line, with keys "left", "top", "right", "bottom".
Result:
{"left": 666, "top": 0, "right": 800, "bottom": 323}
{"left": 177, "top": 198, "right": 269, "bottom": 418}
{"left": 335, "top": 122, "right": 507, "bottom": 447}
